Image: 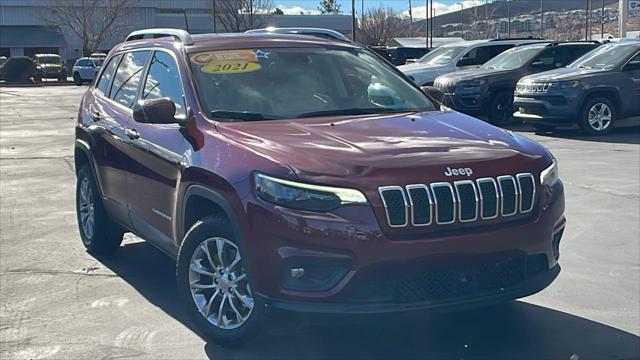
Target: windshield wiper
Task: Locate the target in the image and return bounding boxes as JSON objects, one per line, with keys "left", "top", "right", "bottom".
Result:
{"left": 210, "top": 110, "right": 282, "bottom": 121}
{"left": 297, "top": 107, "right": 419, "bottom": 118}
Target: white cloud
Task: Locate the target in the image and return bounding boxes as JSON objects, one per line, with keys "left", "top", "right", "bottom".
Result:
{"left": 276, "top": 5, "right": 321, "bottom": 15}
{"left": 403, "top": 1, "right": 485, "bottom": 19}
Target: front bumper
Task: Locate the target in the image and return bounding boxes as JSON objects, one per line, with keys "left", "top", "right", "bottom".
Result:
{"left": 243, "top": 180, "right": 565, "bottom": 315}
{"left": 513, "top": 93, "right": 581, "bottom": 125}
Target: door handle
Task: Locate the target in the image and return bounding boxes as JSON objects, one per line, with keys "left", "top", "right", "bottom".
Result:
{"left": 124, "top": 128, "right": 139, "bottom": 140}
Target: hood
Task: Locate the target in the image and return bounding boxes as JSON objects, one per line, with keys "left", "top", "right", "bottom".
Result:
{"left": 520, "top": 66, "right": 606, "bottom": 83}
{"left": 436, "top": 67, "right": 511, "bottom": 84}
{"left": 398, "top": 63, "right": 448, "bottom": 75}
{"left": 217, "top": 111, "right": 549, "bottom": 187}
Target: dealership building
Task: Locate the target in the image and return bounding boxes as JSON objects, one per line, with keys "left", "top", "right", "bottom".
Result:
{"left": 0, "top": 0, "right": 351, "bottom": 61}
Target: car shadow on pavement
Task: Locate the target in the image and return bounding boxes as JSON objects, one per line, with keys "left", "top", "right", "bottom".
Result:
{"left": 508, "top": 123, "right": 640, "bottom": 145}
{"left": 97, "top": 240, "right": 640, "bottom": 360}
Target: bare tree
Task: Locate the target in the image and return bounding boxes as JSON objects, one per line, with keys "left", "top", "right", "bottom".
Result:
{"left": 217, "top": 0, "right": 274, "bottom": 32}
{"left": 360, "top": 6, "right": 409, "bottom": 46}
{"left": 44, "top": 0, "right": 135, "bottom": 56}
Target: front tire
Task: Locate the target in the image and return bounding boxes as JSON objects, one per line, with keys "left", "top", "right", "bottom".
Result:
{"left": 488, "top": 91, "right": 515, "bottom": 126}
{"left": 578, "top": 97, "right": 616, "bottom": 136}
{"left": 177, "top": 216, "right": 261, "bottom": 346}
{"left": 73, "top": 73, "right": 82, "bottom": 86}
{"left": 75, "top": 165, "right": 123, "bottom": 255}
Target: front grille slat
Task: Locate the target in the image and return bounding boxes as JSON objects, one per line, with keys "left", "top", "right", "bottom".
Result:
{"left": 379, "top": 173, "right": 536, "bottom": 228}
{"left": 516, "top": 173, "right": 536, "bottom": 213}
{"left": 497, "top": 175, "right": 518, "bottom": 217}
{"left": 378, "top": 186, "right": 408, "bottom": 227}
{"left": 430, "top": 183, "right": 456, "bottom": 225}
{"left": 454, "top": 180, "right": 478, "bottom": 222}
{"left": 406, "top": 184, "right": 432, "bottom": 226}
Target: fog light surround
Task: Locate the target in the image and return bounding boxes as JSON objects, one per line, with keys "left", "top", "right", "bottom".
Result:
{"left": 282, "top": 260, "right": 350, "bottom": 292}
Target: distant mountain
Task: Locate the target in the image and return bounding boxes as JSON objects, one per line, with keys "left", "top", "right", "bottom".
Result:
{"left": 413, "top": 0, "right": 618, "bottom": 32}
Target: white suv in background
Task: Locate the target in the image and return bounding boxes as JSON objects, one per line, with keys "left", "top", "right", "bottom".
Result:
{"left": 72, "top": 57, "right": 104, "bottom": 85}
{"left": 398, "top": 38, "right": 549, "bottom": 86}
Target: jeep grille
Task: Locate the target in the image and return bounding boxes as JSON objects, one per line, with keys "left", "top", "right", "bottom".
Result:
{"left": 378, "top": 173, "right": 536, "bottom": 228}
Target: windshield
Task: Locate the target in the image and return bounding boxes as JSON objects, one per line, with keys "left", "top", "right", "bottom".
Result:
{"left": 37, "top": 56, "right": 62, "bottom": 64}
{"left": 482, "top": 46, "right": 544, "bottom": 70}
{"left": 417, "top": 46, "right": 466, "bottom": 65}
{"left": 570, "top": 44, "right": 640, "bottom": 70}
{"left": 190, "top": 47, "right": 436, "bottom": 121}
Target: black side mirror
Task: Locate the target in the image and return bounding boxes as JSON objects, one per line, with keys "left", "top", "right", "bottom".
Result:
{"left": 133, "top": 97, "right": 178, "bottom": 124}
{"left": 421, "top": 86, "right": 445, "bottom": 104}
{"left": 624, "top": 61, "right": 640, "bottom": 71}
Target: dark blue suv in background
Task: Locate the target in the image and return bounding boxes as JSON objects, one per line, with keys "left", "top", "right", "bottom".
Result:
{"left": 514, "top": 41, "right": 640, "bottom": 135}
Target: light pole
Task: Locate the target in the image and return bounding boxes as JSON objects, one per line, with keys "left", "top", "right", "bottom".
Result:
{"left": 619, "top": 0, "right": 628, "bottom": 38}
{"left": 460, "top": 2, "right": 464, "bottom": 40}
{"left": 507, "top": 0, "right": 511, "bottom": 38}
{"left": 425, "top": 0, "right": 429, "bottom": 48}
{"left": 601, "top": 0, "right": 605, "bottom": 38}
{"left": 540, "top": 0, "right": 544, "bottom": 38}
{"left": 409, "top": 0, "right": 414, "bottom": 37}
{"left": 212, "top": 0, "right": 216, "bottom": 33}
{"left": 352, "top": 0, "right": 356, "bottom": 42}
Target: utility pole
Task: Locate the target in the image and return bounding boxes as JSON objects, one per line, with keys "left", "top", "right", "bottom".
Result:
{"left": 212, "top": 0, "right": 216, "bottom": 33}
{"left": 460, "top": 2, "right": 464, "bottom": 40}
{"left": 430, "top": 0, "right": 434, "bottom": 47}
{"left": 409, "top": 0, "right": 414, "bottom": 37}
{"left": 601, "top": 0, "right": 605, "bottom": 38}
{"left": 485, "top": 0, "right": 488, "bottom": 39}
{"left": 619, "top": 0, "right": 628, "bottom": 38}
{"left": 361, "top": 0, "right": 364, "bottom": 30}
{"left": 585, "top": 0, "right": 590, "bottom": 40}
{"left": 352, "top": 0, "right": 356, "bottom": 42}
{"left": 425, "top": 0, "right": 429, "bottom": 48}
{"left": 507, "top": 0, "right": 511, "bottom": 38}
{"left": 540, "top": 0, "right": 544, "bottom": 38}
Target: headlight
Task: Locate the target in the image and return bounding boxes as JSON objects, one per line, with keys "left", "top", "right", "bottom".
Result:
{"left": 254, "top": 173, "right": 368, "bottom": 212}
{"left": 549, "top": 80, "right": 580, "bottom": 89}
{"left": 540, "top": 159, "right": 559, "bottom": 187}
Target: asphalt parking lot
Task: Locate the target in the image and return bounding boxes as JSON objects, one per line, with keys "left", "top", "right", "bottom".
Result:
{"left": 1, "top": 85, "right": 639, "bottom": 360}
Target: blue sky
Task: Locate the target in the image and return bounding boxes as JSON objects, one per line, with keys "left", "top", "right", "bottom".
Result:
{"left": 272, "top": 0, "right": 488, "bottom": 18}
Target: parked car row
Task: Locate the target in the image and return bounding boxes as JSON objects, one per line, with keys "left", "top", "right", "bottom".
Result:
{"left": 400, "top": 39, "right": 640, "bottom": 135}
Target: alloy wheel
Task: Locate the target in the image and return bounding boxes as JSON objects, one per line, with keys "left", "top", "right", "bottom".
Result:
{"left": 78, "top": 177, "right": 95, "bottom": 241}
{"left": 189, "top": 237, "right": 254, "bottom": 330}
{"left": 587, "top": 102, "right": 612, "bottom": 132}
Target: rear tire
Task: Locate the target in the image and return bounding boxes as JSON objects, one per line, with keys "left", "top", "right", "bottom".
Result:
{"left": 75, "top": 164, "right": 123, "bottom": 255}
{"left": 73, "top": 73, "right": 82, "bottom": 86}
{"left": 578, "top": 97, "right": 616, "bottom": 136}
{"left": 177, "top": 215, "right": 262, "bottom": 346}
{"left": 488, "top": 91, "right": 515, "bottom": 126}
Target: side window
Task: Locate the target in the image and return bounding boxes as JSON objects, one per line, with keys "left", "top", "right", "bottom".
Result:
{"left": 485, "top": 45, "right": 514, "bottom": 61}
{"left": 110, "top": 51, "right": 150, "bottom": 108}
{"left": 532, "top": 48, "right": 557, "bottom": 68}
{"left": 142, "top": 51, "right": 186, "bottom": 118}
{"left": 95, "top": 54, "right": 122, "bottom": 96}
{"left": 458, "top": 47, "right": 487, "bottom": 66}
{"left": 569, "top": 46, "right": 598, "bottom": 64}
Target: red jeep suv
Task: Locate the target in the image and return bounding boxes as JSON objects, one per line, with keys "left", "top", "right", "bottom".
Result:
{"left": 74, "top": 29, "right": 565, "bottom": 345}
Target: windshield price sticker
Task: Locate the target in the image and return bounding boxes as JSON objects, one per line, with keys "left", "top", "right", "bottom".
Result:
{"left": 193, "top": 49, "right": 268, "bottom": 74}
{"left": 201, "top": 60, "right": 262, "bottom": 74}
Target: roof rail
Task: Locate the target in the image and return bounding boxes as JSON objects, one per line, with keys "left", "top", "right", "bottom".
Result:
{"left": 125, "top": 28, "right": 193, "bottom": 45}
{"left": 489, "top": 37, "right": 546, "bottom": 41}
{"left": 545, "top": 40, "right": 601, "bottom": 46}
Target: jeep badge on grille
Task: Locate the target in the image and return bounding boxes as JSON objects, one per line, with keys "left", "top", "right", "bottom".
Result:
{"left": 444, "top": 167, "right": 473, "bottom": 177}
